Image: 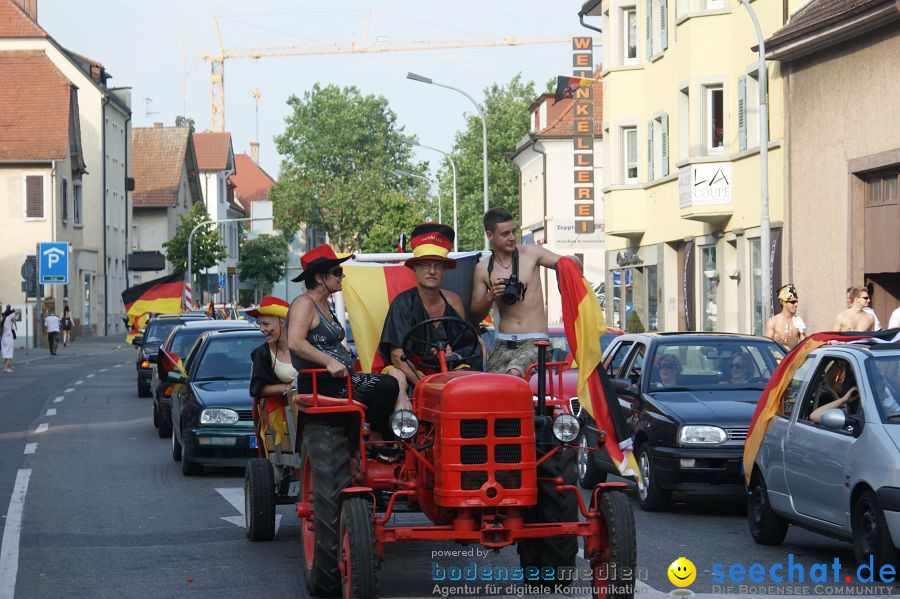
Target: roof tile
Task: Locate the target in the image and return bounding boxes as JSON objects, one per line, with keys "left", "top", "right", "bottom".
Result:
{"left": 132, "top": 126, "right": 191, "bottom": 207}
{"left": 193, "top": 131, "right": 232, "bottom": 171}
{"left": 767, "top": 0, "right": 895, "bottom": 48}
{"left": 230, "top": 153, "right": 276, "bottom": 212}
{"left": 0, "top": 0, "right": 47, "bottom": 38}
{"left": 537, "top": 72, "right": 603, "bottom": 139}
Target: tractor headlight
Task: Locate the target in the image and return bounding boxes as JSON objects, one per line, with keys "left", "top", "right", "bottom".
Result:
{"left": 390, "top": 410, "right": 418, "bottom": 440}
{"left": 678, "top": 425, "right": 727, "bottom": 446}
{"left": 552, "top": 414, "right": 580, "bottom": 443}
{"left": 200, "top": 408, "right": 239, "bottom": 425}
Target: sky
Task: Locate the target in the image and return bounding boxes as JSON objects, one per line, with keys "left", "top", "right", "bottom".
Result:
{"left": 39, "top": 0, "right": 600, "bottom": 179}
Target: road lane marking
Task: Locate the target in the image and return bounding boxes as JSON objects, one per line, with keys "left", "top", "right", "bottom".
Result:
{"left": 46, "top": 409, "right": 56, "bottom": 417}
{"left": 74, "top": 380, "right": 83, "bottom": 385}
{"left": 0, "top": 468, "right": 31, "bottom": 599}
{"left": 215, "top": 487, "right": 281, "bottom": 534}
{"left": 34, "top": 423, "right": 48, "bottom": 434}
{"left": 86, "top": 374, "right": 94, "bottom": 378}
{"left": 23, "top": 444, "right": 37, "bottom": 455}
{"left": 53, "top": 396, "right": 64, "bottom": 403}
{"left": 64, "top": 388, "right": 74, "bottom": 393}
{"left": 99, "top": 368, "right": 108, "bottom": 373}
{"left": 113, "top": 364, "right": 122, "bottom": 368}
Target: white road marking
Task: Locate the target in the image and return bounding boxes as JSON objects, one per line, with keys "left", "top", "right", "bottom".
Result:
{"left": 64, "top": 388, "right": 74, "bottom": 393}
{"left": 99, "top": 368, "right": 108, "bottom": 373}
{"left": 53, "top": 396, "right": 64, "bottom": 403}
{"left": 46, "top": 409, "right": 56, "bottom": 417}
{"left": 34, "top": 423, "right": 48, "bottom": 434}
{"left": 86, "top": 374, "right": 94, "bottom": 378}
{"left": 113, "top": 364, "right": 122, "bottom": 368}
{"left": 23, "top": 444, "right": 37, "bottom": 455}
{"left": 0, "top": 468, "right": 31, "bottom": 599}
{"left": 74, "top": 380, "right": 83, "bottom": 385}
{"left": 215, "top": 487, "right": 281, "bottom": 534}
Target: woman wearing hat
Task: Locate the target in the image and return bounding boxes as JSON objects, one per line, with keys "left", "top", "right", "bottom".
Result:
{"left": 248, "top": 296, "right": 296, "bottom": 399}
{"left": 287, "top": 244, "right": 407, "bottom": 437}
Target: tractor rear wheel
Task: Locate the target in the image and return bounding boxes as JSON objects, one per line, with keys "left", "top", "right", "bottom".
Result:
{"left": 339, "top": 497, "right": 377, "bottom": 599}
{"left": 518, "top": 447, "right": 579, "bottom": 583}
{"left": 591, "top": 490, "right": 636, "bottom": 599}
{"left": 300, "top": 422, "right": 352, "bottom": 597}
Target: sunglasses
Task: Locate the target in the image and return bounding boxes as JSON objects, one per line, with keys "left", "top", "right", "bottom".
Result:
{"left": 786, "top": 300, "right": 798, "bottom": 304}
{"left": 861, "top": 296, "right": 871, "bottom": 301}
{"left": 730, "top": 363, "right": 748, "bottom": 370}
{"left": 659, "top": 363, "right": 677, "bottom": 370}
{"left": 329, "top": 267, "right": 344, "bottom": 278}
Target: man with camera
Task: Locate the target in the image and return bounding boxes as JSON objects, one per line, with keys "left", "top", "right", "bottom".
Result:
{"left": 471, "top": 207, "right": 572, "bottom": 378}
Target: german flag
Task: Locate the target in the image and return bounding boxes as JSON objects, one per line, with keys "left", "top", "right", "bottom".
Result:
{"left": 342, "top": 253, "right": 480, "bottom": 373}
{"left": 121, "top": 272, "right": 184, "bottom": 341}
{"left": 554, "top": 75, "right": 594, "bottom": 102}
{"left": 557, "top": 257, "right": 641, "bottom": 484}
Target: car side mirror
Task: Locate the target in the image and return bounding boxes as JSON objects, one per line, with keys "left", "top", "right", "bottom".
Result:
{"left": 820, "top": 408, "right": 846, "bottom": 430}
{"left": 131, "top": 335, "right": 144, "bottom": 346}
{"left": 166, "top": 371, "right": 183, "bottom": 383}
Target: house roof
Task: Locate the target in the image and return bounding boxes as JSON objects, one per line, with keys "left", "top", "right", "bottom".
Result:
{"left": 193, "top": 131, "right": 233, "bottom": 171}
{"left": 0, "top": 50, "right": 73, "bottom": 161}
{"left": 230, "top": 153, "right": 276, "bottom": 211}
{"left": 0, "top": 0, "right": 47, "bottom": 38}
{"left": 536, "top": 71, "right": 603, "bottom": 139}
{"left": 132, "top": 126, "right": 193, "bottom": 207}
{"left": 766, "top": 0, "right": 899, "bottom": 56}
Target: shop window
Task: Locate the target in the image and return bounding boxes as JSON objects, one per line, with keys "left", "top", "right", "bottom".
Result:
{"left": 701, "top": 246, "right": 718, "bottom": 331}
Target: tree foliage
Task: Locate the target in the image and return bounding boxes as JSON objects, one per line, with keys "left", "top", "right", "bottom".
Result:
{"left": 436, "top": 74, "right": 537, "bottom": 250}
{"left": 163, "top": 202, "right": 227, "bottom": 273}
{"left": 626, "top": 311, "right": 646, "bottom": 334}
{"left": 237, "top": 233, "right": 290, "bottom": 295}
{"left": 271, "top": 84, "right": 427, "bottom": 253}
{"left": 175, "top": 115, "right": 195, "bottom": 130}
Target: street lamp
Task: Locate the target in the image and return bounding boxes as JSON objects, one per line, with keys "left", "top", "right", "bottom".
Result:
{"left": 407, "top": 72, "right": 489, "bottom": 250}
{"left": 402, "top": 136, "right": 458, "bottom": 251}
{"left": 394, "top": 169, "right": 441, "bottom": 223}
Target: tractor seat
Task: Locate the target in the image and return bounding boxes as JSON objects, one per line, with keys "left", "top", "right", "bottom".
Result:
{"left": 293, "top": 392, "right": 367, "bottom": 410}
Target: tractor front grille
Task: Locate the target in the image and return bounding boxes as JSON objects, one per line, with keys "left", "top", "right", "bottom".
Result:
{"left": 494, "top": 418, "right": 521, "bottom": 437}
{"left": 495, "top": 470, "right": 522, "bottom": 489}
{"left": 494, "top": 444, "right": 521, "bottom": 464}
{"left": 461, "top": 471, "right": 488, "bottom": 490}
{"left": 441, "top": 416, "right": 532, "bottom": 497}
{"left": 460, "top": 419, "right": 488, "bottom": 438}
{"left": 460, "top": 445, "right": 488, "bottom": 464}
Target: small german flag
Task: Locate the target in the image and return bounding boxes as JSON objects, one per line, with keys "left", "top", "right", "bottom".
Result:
{"left": 554, "top": 75, "right": 594, "bottom": 102}
{"left": 121, "top": 272, "right": 185, "bottom": 343}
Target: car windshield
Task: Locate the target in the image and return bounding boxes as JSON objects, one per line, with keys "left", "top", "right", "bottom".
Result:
{"left": 171, "top": 329, "right": 206, "bottom": 357}
{"left": 194, "top": 336, "right": 260, "bottom": 381}
{"left": 866, "top": 355, "right": 900, "bottom": 423}
{"left": 649, "top": 340, "right": 784, "bottom": 392}
{"left": 145, "top": 321, "right": 178, "bottom": 344}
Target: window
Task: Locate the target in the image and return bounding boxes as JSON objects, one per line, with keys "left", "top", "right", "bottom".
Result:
{"left": 61, "top": 177, "right": 68, "bottom": 223}
{"left": 623, "top": 127, "right": 638, "bottom": 183}
{"left": 605, "top": 341, "right": 635, "bottom": 377}
{"left": 780, "top": 356, "right": 815, "bottom": 417}
{"left": 82, "top": 272, "right": 93, "bottom": 327}
{"left": 73, "top": 182, "right": 83, "bottom": 226}
{"left": 739, "top": 72, "right": 765, "bottom": 151}
{"left": 647, "top": 265, "right": 659, "bottom": 331}
{"left": 25, "top": 175, "right": 44, "bottom": 218}
{"left": 799, "top": 358, "right": 860, "bottom": 426}
{"left": 623, "top": 344, "right": 646, "bottom": 385}
{"left": 622, "top": 7, "right": 638, "bottom": 65}
{"left": 679, "top": 87, "right": 690, "bottom": 159}
{"left": 706, "top": 0, "right": 725, "bottom": 8}
{"left": 651, "top": 341, "right": 781, "bottom": 390}
{"left": 701, "top": 246, "right": 718, "bottom": 332}
{"left": 703, "top": 85, "right": 724, "bottom": 154}
{"left": 866, "top": 169, "right": 900, "bottom": 207}
{"left": 676, "top": 0, "right": 688, "bottom": 18}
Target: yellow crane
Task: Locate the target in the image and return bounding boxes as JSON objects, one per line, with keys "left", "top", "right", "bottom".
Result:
{"left": 193, "top": 12, "right": 570, "bottom": 132}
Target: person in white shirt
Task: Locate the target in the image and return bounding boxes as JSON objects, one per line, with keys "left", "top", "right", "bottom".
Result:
{"left": 43, "top": 310, "right": 61, "bottom": 355}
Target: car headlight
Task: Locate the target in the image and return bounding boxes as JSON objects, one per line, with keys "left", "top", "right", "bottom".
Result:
{"left": 390, "top": 409, "right": 418, "bottom": 440}
{"left": 200, "top": 408, "right": 239, "bottom": 425}
{"left": 678, "top": 425, "right": 727, "bottom": 446}
{"left": 552, "top": 414, "right": 580, "bottom": 443}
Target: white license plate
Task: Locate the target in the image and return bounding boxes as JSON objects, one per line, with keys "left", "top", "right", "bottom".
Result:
{"left": 249, "top": 436, "right": 257, "bottom": 449}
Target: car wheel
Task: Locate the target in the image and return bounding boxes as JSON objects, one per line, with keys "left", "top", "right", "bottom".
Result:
{"left": 747, "top": 474, "right": 788, "bottom": 545}
{"left": 339, "top": 497, "right": 378, "bottom": 599}
{"left": 577, "top": 432, "right": 607, "bottom": 489}
{"left": 180, "top": 433, "right": 203, "bottom": 476}
{"left": 853, "top": 489, "right": 899, "bottom": 568}
{"left": 171, "top": 427, "right": 182, "bottom": 462}
{"left": 637, "top": 445, "right": 671, "bottom": 511}
{"left": 590, "top": 490, "right": 636, "bottom": 599}
{"left": 245, "top": 458, "right": 276, "bottom": 542}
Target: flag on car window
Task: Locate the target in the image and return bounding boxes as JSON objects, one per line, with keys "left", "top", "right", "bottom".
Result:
{"left": 557, "top": 257, "right": 642, "bottom": 486}
{"left": 554, "top": 75, "right": 594, "bottom": 102}
{"left": 121, "top": 272, "right": 185, "bottom": 342}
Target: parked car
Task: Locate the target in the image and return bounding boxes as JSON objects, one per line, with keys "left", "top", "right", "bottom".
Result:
{"left": 151, "top": 319, "right": 255, "bottom": 438}
{"left": 132, "top": 313, "right": 208, "bottom": 397}
{"left": 748, "top": 340, "right": 900, "bottom": 567}
{"left": 579, "top": 332, "right": 786, "bottom": 509}
{"left": 169, "top": 328, "right": 264, "bottom": 475}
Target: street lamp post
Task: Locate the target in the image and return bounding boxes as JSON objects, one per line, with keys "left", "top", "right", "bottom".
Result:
{"left": 407, "top": 72, "right": 489, "bottom": 250}
{"left": 403, "top": 137, "right": 458, "bottom": 251}
{"left": 394, "top": 169, "right": 441, "bottom": 223}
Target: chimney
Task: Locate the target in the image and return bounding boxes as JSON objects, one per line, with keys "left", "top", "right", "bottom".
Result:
{"left": 13, "top": 0, "right": 37, "bottom": 21}
{"left": 249, "top": 141, "right": 260, "bottom": 165}
{"left": 153, "top": 122, "right": 163, "bottom": 128}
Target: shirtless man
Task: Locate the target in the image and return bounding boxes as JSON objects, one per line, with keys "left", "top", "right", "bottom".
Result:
{"left": 470, "top": 207, "right": 571, "bottom": 377}
{"left": 833, "top": 286, "right": 876, "bottom": 332}
{"left": 765, "top": 284, "right": 805, "bottom": 348}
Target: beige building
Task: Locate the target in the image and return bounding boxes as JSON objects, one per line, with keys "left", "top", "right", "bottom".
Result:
{"left": 767, "top": 0, "right": 900, "bottom": 332}
{"left": 579, "top": 0, "right": 796, "bottom": 334}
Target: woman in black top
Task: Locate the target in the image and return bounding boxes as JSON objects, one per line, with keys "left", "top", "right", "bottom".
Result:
{"left": 287, "top": 244, "right": 408, "bottom": 436}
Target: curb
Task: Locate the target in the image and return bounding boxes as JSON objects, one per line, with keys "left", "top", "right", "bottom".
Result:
{"left": 11, "top": 344, "right": 130, "bottom": 366}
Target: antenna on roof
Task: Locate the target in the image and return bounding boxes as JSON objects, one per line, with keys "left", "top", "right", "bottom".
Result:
{"left": 144, "top": 97, "right": 158, "bottom": 120}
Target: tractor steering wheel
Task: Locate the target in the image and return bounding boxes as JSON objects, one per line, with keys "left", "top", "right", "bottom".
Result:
{"left": 401, "top": 316, "right": 482, "bottom": 373}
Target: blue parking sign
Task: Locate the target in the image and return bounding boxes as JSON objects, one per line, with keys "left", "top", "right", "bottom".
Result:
{"left": 39, "top": 242, "right": 68, "bottom": 284}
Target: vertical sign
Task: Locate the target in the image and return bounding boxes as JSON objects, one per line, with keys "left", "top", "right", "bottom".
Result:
{"left": 572, "top": 37, "right": 594, "bottom": 234}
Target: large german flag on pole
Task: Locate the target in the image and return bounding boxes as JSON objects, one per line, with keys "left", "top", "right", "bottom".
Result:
{"left": 557, "top": 257, "right": 641, "bottom": 484}
{"left": 121, "top": 272, "right": 185, "bottom": 342}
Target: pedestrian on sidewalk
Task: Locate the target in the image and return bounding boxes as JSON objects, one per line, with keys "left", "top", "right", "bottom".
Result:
{"left": 1, "top": 305, "right": 16, "bottom": 372}
{"left": 833, "top": 286, "right": 875, "bottom": 332}
{"left": 62, "top": 305, "right": 73, "bottom": 346}
{"left": 43, "top": 308, "right": 61, "bottom": 355}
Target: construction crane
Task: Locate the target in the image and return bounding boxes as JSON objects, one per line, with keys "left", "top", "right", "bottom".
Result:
{"left": 193, "top": 12, "right": 571, "bottom": 132}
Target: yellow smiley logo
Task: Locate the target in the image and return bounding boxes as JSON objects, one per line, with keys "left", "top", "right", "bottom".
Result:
{"left": 667, "top": 557, "right": 696, "bottom": 587}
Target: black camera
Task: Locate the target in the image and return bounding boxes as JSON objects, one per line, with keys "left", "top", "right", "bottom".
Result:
{"left": 500, "top": 275, "right": 526, "bottom": 305}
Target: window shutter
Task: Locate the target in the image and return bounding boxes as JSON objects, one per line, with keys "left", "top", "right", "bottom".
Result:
{"left": 62, "top": 179, "right": 68, "bottom": 222}
{"left": 647, "top": 121, "right": 655, "bottom": 182}
{"left": 646, "top": 0, "right": 653, "bottom": 58}
{"left": 26, "top": 175, "right": 43, "bottom": 218}
{"left": 660, "top": 0, "right": 668, "bottom": 51}
{"left": 738, "top": 75, "right": 747, "bottom": 151}
{"left": 662, "top": 114, "right": 670, "bottom": 177}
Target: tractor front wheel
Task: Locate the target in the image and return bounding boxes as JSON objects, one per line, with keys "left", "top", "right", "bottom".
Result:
{"left": 244, "top": 458, "right": 276, "bottom": 541}
{"left": 339, "top": 497, "right": 377, "bottom": 599}
{"left": 591, "top": 490, "right": 636, "bottom": 599}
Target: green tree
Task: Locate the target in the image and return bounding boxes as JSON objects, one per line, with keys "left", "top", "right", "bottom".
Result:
{"left": 271, "top": 84, "right": 426, "bottom": 252}
{"left": 237, "top": 233, "right": 290, "bottom": 296}
{"left": 175, "top": 115, "right": 195, "bottom": 130}
{"left": 626, "top": 311, "right": 646, "bottom": 334}
{"left": 163, "top": 202, "right": 227, "bottom": 273}
{"left": 360, "top": 189, "right": 431, "bottom": 253}
{"left": 436, "top": 74, "right": 537, "bottom": 250}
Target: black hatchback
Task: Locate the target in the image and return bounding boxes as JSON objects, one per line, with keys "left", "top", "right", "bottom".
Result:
{"left": 580, "top": 332, "right": 785, "bottom": 510}
{"left": 133, "top": 314, "right": 208, "bottom": 397}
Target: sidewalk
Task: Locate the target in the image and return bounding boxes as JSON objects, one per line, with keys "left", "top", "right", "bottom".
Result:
{"left": 11, "top": 334, "right": 130, "bottom": 366}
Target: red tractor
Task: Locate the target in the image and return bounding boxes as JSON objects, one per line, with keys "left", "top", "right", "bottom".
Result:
{"left": 256, "top": 316, "right": 636, "bottom": 598}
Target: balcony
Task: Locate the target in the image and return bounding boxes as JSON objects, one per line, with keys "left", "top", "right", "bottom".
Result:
{"left": 678, "top": 164, "right": 733, "bottom": 224}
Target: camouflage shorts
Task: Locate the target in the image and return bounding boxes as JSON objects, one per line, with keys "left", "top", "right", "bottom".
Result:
{"left": 486, "top": 338, "right": 543, "bottom": 376}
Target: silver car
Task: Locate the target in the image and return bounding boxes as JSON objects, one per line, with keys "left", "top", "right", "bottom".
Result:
{"left": 748, "top": 341, "right": 900, "bottom": 566}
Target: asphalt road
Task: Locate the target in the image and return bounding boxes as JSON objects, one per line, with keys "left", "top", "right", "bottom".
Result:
{"left": 0, "top": 343, "right": 897, "bottom": 598}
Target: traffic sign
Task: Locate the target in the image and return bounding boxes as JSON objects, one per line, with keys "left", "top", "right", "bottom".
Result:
{"left": 218, "top": 273, "right": 226, "bottom": 292}
{"left": 39, "top": 242, "right": 68, "bottom": 284}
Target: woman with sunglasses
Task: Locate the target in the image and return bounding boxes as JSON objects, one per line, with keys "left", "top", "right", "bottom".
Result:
{"left": 287, "top": 244, "right": 408, "bottom": 438}
{"left": 724, "top": 353, "right": 753, "bottom": 384}
{"left": 655, "top": 355, "right": 682, "bottom": 387}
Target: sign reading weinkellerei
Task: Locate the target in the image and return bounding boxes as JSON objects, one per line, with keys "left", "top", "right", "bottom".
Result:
{"left": 572, "top": 37, "right": 594, "bottom": 234}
